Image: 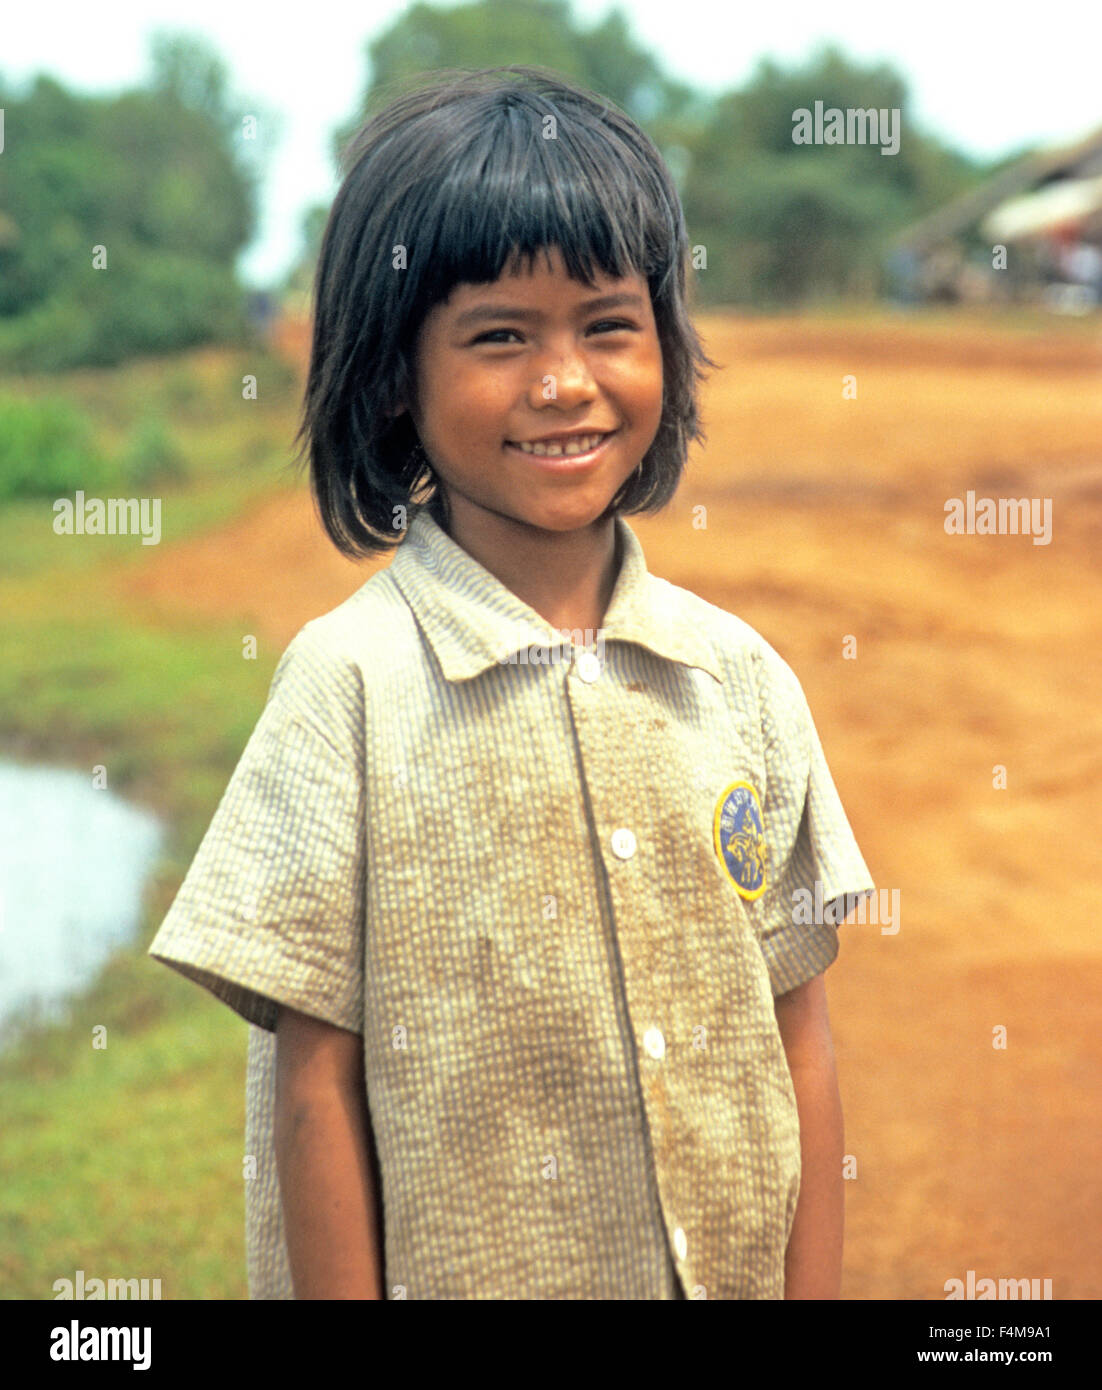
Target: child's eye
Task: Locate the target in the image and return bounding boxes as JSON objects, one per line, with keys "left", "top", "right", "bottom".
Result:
{"left": 472, "top": 320, "right": 635, "bottom": 345}
{"left": 473, "top": 329, "right": 523, "bottom": 345}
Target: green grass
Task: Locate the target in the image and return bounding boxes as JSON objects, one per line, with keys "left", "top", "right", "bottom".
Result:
{"left": 0, "top": 635, "right": 263, "bottom": 1296}
{"left": 0, "top": 467, "right": 285, "bottom": 581}
{"left": 0, "top": 346, "right": 301, "bottom": 582}
{"left": 0, "top": 984, "right": 246, "bottom": 1300}
{"left": 0, "top": 340, "right": 302, "bottom": 1299}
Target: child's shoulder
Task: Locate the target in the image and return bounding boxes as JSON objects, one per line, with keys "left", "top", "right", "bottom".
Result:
{"left": 279, "top": 562, "right": 416, "bottom": 672}
{"left": 263, "top": 564, "right": 419, "bottom": 726}
{"left": 650, "top": 571, "right": 818, "bottom": 768}
{"left": 647, "top": 570, "right": 803, "bottom": 700}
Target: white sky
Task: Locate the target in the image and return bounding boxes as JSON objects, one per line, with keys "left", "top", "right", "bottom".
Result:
{"left": 4, "top": 0, "right": 1100, "bottom": 288}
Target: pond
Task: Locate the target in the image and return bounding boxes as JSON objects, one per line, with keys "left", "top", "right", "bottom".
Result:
{"left": 0, "top": 759, "right": 164, "bottom": 1048}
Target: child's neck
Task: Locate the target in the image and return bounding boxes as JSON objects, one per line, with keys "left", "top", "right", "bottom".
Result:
{"left": 443, "top": 508, "right": 621, "bottom": 637}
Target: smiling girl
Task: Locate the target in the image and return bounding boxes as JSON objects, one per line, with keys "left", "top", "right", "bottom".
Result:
{"left": 150, "top": 65, "right": 874, "bottom": 1301}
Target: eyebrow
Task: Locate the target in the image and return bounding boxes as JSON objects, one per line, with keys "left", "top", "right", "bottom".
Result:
{"left": 453, "top": 292, "right": 646, "bottom": 329}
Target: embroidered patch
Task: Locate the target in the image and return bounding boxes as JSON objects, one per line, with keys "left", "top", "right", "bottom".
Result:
{"left": 713, "top": 781, "right": 768, "bottom": 901}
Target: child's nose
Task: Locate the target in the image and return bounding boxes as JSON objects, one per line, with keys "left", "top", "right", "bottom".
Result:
{"left": 528, "top": 342, "right": 599, "bottom": 404}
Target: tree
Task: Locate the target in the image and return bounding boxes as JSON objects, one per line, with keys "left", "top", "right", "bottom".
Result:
{"left": 681, "top": 42, "right": 986, "bottom": 305}
{"left": 283, "top": 0, "right": 705, "bottom": 293}
{"left": 0, "top": 32, "right": 271, "bottom": 367}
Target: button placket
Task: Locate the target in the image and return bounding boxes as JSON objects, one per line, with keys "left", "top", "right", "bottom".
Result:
{"left": 564, "top": 649, "right": 715, "bottom": 1295}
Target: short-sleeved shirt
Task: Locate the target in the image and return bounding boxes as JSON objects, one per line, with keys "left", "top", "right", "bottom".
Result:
{"left": 148, "top": 504, "right": 874, "bottom": 1300}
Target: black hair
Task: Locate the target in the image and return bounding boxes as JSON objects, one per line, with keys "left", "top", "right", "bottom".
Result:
{"left": 293, "top": 64, "right": 718, "bottom": 556}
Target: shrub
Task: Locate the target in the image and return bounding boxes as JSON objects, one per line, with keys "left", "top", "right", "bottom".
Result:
{"left": 122, "top": 412, "right": 187, "bottom": 488}
{"left": 0, "top": 394, "right": 117, "bottom": 501}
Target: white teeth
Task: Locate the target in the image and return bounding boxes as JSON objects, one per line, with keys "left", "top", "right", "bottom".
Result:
{"left": 514, "top": 433, "right": 607, "bottom": 457}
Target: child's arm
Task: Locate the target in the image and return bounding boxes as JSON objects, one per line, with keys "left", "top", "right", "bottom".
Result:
{"left": 273, "top": 1006, "right": 385, "bottom": 1299}
{"left": 774, "top": 973, "right": 844, "bottom": 1299}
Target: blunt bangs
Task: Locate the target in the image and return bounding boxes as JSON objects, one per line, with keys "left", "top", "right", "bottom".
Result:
{"left": 294, "top": 66, "right": 716, "bottom": 557}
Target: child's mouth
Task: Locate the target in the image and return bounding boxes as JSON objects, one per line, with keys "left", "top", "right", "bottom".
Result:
{"left": 505, "top": 431, "right": 616, "bottom": 468}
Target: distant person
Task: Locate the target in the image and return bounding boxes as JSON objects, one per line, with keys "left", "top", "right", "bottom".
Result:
{"left": 246, "top": 290, "right": 277, "bottom": 341}
{"left": 149, "top": 65, "right": 874, "bottom": 1301}
{"left": 885, "top": 245, "right": 920, "bottom": 306}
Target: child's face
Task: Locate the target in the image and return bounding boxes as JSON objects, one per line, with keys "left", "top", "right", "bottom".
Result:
{"left": 403, "top": 246, "right": 663, "bottom": 540}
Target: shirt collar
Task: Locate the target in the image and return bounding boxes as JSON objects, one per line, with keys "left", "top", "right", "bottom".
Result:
{"left": 388, "top": 506, "right": 723, "bottom": 684}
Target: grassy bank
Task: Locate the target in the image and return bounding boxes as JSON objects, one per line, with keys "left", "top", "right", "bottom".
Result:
{"left": 0, "top": 343, "right": 302, "bottom": 1299}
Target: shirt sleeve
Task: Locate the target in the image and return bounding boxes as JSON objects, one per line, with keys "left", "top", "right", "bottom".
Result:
{"left": 147, "top": 623, "right": 366, "bottom": 1033}
{"left": 752, "top": 644, "right": 875, "bottom": 996}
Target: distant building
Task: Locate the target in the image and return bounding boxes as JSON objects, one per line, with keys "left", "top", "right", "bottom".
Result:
{"left": 887, "top": 124, "right": 1102, "bottom": 312}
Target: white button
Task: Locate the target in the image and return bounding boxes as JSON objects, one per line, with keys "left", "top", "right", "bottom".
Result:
{"left": 673, "top": 1227, "right": 688, "bottom": 1261}
{"left": 643, "top": 1027, "right": 665, "bottom": 1060}
{"left": 575, "top": 650, "right": 601, "bottom": 683}
{"left": 611, "top": 828, "right": 636, "bottom": 859}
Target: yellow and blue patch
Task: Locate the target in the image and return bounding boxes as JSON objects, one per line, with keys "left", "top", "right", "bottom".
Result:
{"left": 714, "top": 781, "right": 768, "bottom": 901}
